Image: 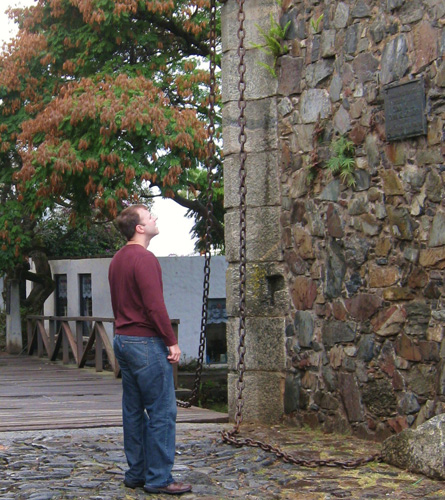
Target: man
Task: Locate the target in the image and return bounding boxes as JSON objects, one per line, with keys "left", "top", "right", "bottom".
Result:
{"left": 108, "top": 204, "right": 192, "bottom": 495}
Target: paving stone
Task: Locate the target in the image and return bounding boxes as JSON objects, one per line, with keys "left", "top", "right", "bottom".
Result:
{"left": 0, "top": 424, "right": 444, "bottom": 499}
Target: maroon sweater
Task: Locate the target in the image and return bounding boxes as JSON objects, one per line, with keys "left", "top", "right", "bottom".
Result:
{"left": 108, "top": 244, "right": 177, "bottom": 346}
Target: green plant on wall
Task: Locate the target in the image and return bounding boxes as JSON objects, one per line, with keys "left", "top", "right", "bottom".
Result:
{"left": 325, "top": 136, "right": 357, "bottom": 187}
{"left": 310, "top": 13, "right": 324, "bottom": 33}
{"left": 251, "top": 13, "right": 290, "bottom": 78}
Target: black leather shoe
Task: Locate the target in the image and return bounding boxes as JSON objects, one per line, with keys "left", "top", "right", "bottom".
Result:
{"left": 124, "top": 478, "right": 145, "bottom": 489}
{"left": 144, "top": 481, "right": 192, "bottom": 495}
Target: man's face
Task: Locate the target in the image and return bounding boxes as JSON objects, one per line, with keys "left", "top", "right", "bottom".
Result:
{"left": 137, "top": 208, "right": 159, "bottom": 239}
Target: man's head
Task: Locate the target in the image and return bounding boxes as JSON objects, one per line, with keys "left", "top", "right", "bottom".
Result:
{"left": 115, "top": 205, "right": 158, "bottom": 242}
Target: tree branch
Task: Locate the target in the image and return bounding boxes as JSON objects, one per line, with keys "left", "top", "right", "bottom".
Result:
{"left": 143, "top": 184, "right": 224, "bottom": 242}
{"left": 139, "top": 13, "right": 215, "bottom": 59}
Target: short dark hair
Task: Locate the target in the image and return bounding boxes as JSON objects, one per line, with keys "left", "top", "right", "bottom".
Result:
{"left": 115, "top": 205, "right": 147, "bottom": 241}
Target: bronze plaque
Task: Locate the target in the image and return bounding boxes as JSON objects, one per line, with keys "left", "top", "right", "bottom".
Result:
{"left": 383, "top": 79, "right": 427, "bottom": 141}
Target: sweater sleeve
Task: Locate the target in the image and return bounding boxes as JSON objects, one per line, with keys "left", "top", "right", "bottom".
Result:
{"left": 134, "top": 252, "right": 178, "bottom": 346}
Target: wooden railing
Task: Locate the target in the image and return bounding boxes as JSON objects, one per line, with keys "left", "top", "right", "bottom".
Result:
{"left": 26, "top": 315, "right": 179, "bottom": 384}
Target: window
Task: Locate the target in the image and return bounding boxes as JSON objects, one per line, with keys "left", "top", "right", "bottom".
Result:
{"left": 54, "top": 274, "right": 68, "bottom": 334}
{"left": 79, "top": 274, "right": 92, "bottom": 336}
{"left": 206, "top": 299, "right": 227, "bottom": 364}
{"left": 55, "top": 274, "right": 68, "bottom": 317}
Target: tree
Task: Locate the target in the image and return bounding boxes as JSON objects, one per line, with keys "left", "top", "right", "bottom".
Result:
{"left": 37, "top": 209, "right": 126, "bottom": 258}
{"left": 0, "top": 0, "right": 222, "bottom": 313}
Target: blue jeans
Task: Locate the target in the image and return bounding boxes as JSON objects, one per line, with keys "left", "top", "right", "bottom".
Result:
{"left": 113, "top": 335, "right": 177, "bottom": 488}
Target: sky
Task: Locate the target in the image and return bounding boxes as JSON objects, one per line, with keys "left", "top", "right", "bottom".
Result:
{"left": 0, "top": 0, "right": 199, "bottom": 257}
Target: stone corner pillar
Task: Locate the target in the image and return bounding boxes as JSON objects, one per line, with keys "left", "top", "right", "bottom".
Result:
{"left": 222, "top": 0, "right": 287, "bottom": 425}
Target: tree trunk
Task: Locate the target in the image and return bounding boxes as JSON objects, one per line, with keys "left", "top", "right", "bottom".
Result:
{"left": 21, "top": 251, "right": 55, "bottom": 314}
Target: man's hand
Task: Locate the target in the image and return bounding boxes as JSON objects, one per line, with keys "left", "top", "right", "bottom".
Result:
{"left": 167, "top": 344, "right": 181, "bottom": 364}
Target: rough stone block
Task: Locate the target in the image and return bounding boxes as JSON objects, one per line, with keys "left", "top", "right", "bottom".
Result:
{"left": 353, "top": 52, "right": 379, "bottom": 84}
{"left": 412, "top": 21, "right": 439, "bottom": 73}
{"left": 362, "top": 378, "right": 396, "bottom": 417}
{"left": 300, "top": 89, "right": 331, "bottom": 123}
{"left": 221, "top": 0, "right": 280, "bottom": 53}
{"left": 222, "top": 49, "right": 278, "bottom": 103}
{"left": 324, "top": 239, "right": 346, "bottom": 299}
{"left": 333, "top": 2, "right": 349, "bottom": 29}
{"left": 278, "top": 56, "right": 304, "bottom": 95}
{"left": 382, "top": 414, "right": 445, "bottom": 480}
{"left": 380, "top": 35, "right": 409, "bottom": 85}
{"left": 382, "top": 169, "right": 405, "bottom": 196}
{"left": 294, "top": 310, "right": 315, "bottom": 348}
{"left": 368, "top": 264, "right": 400, "bottom": 288}
{"left": 290, "top": 123, "right": 316, "bottom": 154}
{"left": 225, "top": 206, "right": 283, "bottom": 263}
{"left": 352, "top": 0, "right": 371, "bottom": 18}
{"left": 291, "top": 276, "right": 318, "bottom": 310}
{"left": 223, "top": 151, "right": 280, "bottom": 210}
{"left": 425, "top": 169, "right": 443, "bottom": 202}
{"left": 322, "top": 320, "right": 356, "bottom": 347}
{"left": 284, "top": 373, "right": 301, "bottom": 413}
{"left": 225, "top": 261, "right": 288, "bottom": 317}
{"left": 395, "top": 333, "right": 422, "bottom": 362}
{"left": 428, "top": 211, "right": 445, "bottom": 248}
{"left": 338, "top": 372, "right": 364, "bottom": 423}
{"left": 371, "top": 306, "right": 406, "bottom": 337}
{"left": 227, "top": 371, "right": 285, "bottom": 424}
{"left": 419, "top": 247, "right": 445, "bottom": 269}
{"left": 321, "top": 29, "right": 336, "bottom": 58}
{"left": 226, "top": 316, "right": 286, "bottom": 371}
{"left": 306, "top": 59, "right": 335, "bottom": 88}
{"left": 292, "top": 227, "right": 314, "bottom": 259}
{"left": 344, "top": 294, "right": 383, "bottom": 321}
{"left": 405, "top": 364, "right": 437, "bottom": 397}
{"left": 222, "top": 99, "right": 278, "bottom": 156}
{"left": 383, "top": 287, "right": 415, "bottom": 301}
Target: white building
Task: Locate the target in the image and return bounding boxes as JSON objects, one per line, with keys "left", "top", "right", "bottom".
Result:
{"left": 39, "top": 255, "right": 228, "bottom": 364}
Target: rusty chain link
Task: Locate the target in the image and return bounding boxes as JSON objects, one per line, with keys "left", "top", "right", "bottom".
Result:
{"left": 177, "top": 0, "right": 217, "bottom": 409}
{"left": 220, "top": 0, "right": 247, "bottom": 438}
{"left": 222, "top": 432, "right": 382, "bottom": 469}
{"left": 221, "top": 0, "right": 382, "bottom": 470}
{"left": 233, "top": 0, "right": 248, "bottom": 436}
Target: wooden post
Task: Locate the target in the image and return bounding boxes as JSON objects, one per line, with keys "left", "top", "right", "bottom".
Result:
{"left": 95, "top": 332, "right": 103, "bottom": 372}
{"left": 49, "top": 318, "right": 55, "bottom": 355}
{"left": 76, "top": 320, "right": 83, "bottom": 366}
{"left": 26, "top": 319, "right": 33, "bottom": 352}
{"left": 37, "top": 323, "right": 44, "bottom": 358}
{"left": 62, "top": 321, "right": 69, "bottom": 364}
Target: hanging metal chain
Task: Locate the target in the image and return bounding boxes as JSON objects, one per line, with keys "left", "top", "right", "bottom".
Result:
{"left": 177, "top": 0, "right": 217, "bottom": 409}
{"left": 221, "top": 0, "right": 382, "bottom": 469}
{"left": 221, "top": 0, "right": 247, "bottom": 438}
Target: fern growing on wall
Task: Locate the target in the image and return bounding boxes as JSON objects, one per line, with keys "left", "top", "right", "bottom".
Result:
{"left": 251, "top": 13, "right": 290, "bottom": 78}
{"left": 325, "top": 136, "right": 357, "bottom": 187}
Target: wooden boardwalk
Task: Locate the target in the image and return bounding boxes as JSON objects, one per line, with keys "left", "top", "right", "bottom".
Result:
{"left": 0, "top": 353, "right": 228, "bottom": 432}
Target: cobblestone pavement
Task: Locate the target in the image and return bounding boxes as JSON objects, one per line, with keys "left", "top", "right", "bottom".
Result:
{"left": 0, "top": 423, "right": 444, "bottom": 500}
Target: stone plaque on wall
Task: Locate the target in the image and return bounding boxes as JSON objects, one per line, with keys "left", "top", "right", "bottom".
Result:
{"left": 383, "top": 79, "right": 427, "bottom": 141}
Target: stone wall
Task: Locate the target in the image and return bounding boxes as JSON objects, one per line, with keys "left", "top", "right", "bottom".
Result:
{"left": 278, "top": 0, "right": 445, "bottom": 439}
